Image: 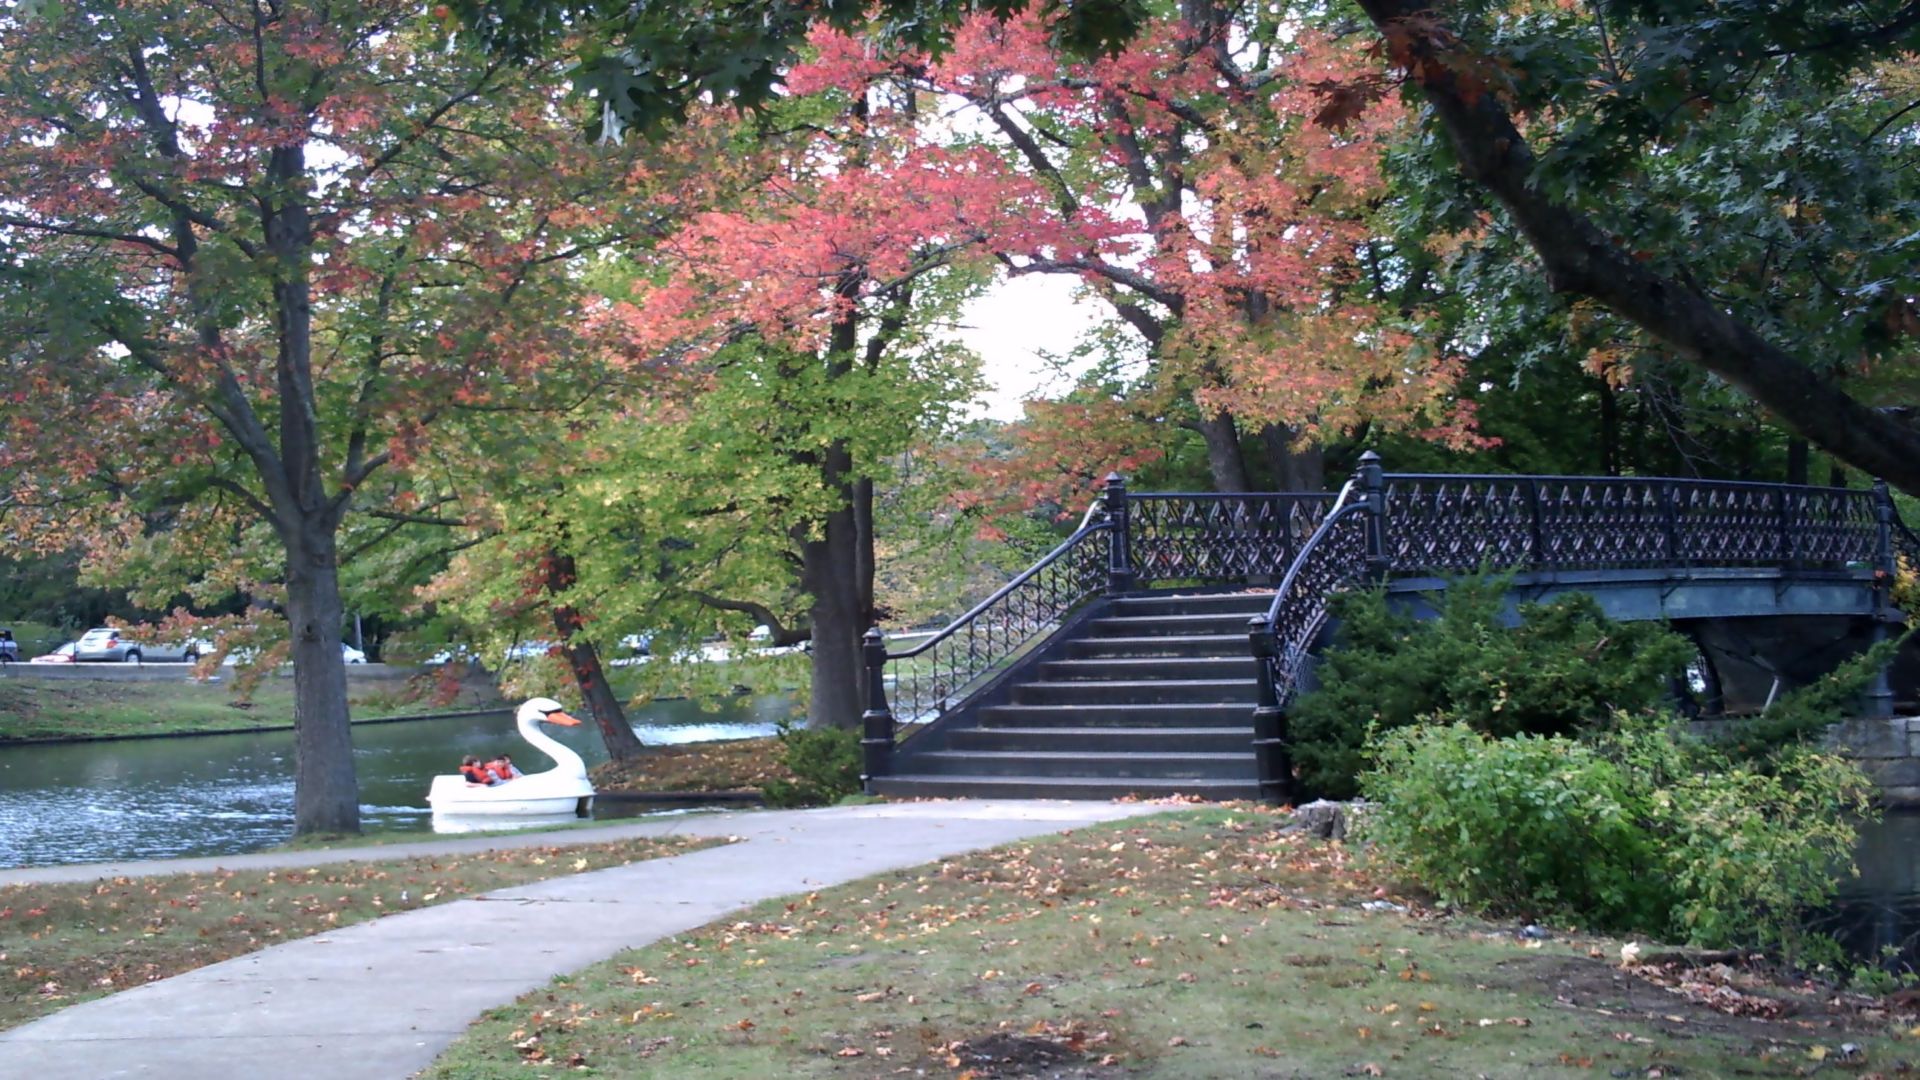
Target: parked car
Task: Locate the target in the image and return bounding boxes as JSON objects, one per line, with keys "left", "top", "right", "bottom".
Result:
{"left": 30, "top": 642, "right": 77, "bottom": 663}
{"left": 223, "top": 642, "right": 366, "bottom": 666}
{"left": 72, "top": 627, "right": 203, "bottom": 663}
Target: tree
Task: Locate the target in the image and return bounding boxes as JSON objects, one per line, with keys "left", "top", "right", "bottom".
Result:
{"left": 461, "top": 0, "right": 1920, "bottom": 493}
{"left": 816, "top": 10, "right": 1484, "bottom": 494}
{"left": 0, "top": 1, "right": 651, "bottom": 831}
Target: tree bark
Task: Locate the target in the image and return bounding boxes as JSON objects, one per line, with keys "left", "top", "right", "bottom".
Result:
{"left": 543, "top": 549, "right": 645, "bottom": 761}
{"left": 1355, "top": 0, "right": 1920, "bottom": 496}
{"left": 264, "top": 138, "right": 362, "bottom": 836}
{"left": 1196, "top": 407, "right": 1254, "bottom": 492}
{"left": 284, "top": 526, "right": 358, "bottom": 834}
{"left": 803, "top": 439, "right": 867, "bottom": 730}
{"left": 1258, "top": 424, "right": 1325, "bottom": 491}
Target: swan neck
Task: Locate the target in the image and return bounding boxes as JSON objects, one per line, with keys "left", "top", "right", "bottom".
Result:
{"left": 518, "top": 712, "right": 587, "bottom": 775}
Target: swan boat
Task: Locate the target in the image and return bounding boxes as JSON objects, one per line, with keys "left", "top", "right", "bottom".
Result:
{"left": 426, "top": 697, "right": 597, "bottom": 817}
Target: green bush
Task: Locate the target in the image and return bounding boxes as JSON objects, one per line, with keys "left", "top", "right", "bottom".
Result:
{"left": 1360, "top": 719, "right": 1874, "bottom": 960}
{"left": 1290, "top": 575, "right": 1695, "bottom": 798}
{"left": 760, "top": 720, "right": 863, "bottom": 808}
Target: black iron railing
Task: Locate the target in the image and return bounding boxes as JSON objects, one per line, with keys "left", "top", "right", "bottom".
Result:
{"left": 1380, "top": 474, "right": 1880, "bottom": 573}
{"left": 1249, "top": 452, "right": 1902, "bottom": 803}
{"left": 860, "top": 474, "right": 1337, "bottom": 782}
{"left": 1129, "top": 492, "right": 1336, "bottom": 586}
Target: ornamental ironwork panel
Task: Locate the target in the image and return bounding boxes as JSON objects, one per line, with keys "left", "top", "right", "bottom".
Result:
{"left": 1130, "top": 494, "right": 1336, "bottom": 586}
{"left": 884, "top": 523, "right": 1110, "bottom": 728}
{"left": 1265, "top": 506, "right": 1371, "bottom": 706}
{"left": 1379, "top": 475, "right": 1878, "bottom": 575}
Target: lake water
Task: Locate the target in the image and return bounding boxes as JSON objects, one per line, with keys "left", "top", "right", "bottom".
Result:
{"left": 0, "top": 695, "right": 796, "bottom": 869}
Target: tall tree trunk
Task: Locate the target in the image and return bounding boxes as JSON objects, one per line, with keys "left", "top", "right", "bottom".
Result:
{"left": 1786, "top": 438, "right": 1810, "bottom": 486}
{"left": 1196, "top": 407, "right": 1253, "bottom": 492}
{"left": 1599, "top": 380, "right": 1621, "bottom": 476}
{"left": 1258, "top": 424, "right": 1325, "bottom": 491}
{"left": 284, "top": 526, "right": 358, "bottom": 834}
{"left": 267, "top": 140, "right": 360, "bottom": 836}
{"left": 803, "top": 440, "right": 866, "bottom": 729}
{"left": 543, "top": 548, "right": 645, "bottom": 761}
{"left": 854, "top": 476, "right": 876, "bottom": 622}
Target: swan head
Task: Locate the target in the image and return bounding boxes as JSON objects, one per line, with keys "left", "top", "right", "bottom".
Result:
{"left": 516, "top": 697, "right": 582, "bottom": 727}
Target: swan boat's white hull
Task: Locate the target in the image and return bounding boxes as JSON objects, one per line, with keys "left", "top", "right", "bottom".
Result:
{"left": 426, "top": 775, "right": 594, "bottom": 817}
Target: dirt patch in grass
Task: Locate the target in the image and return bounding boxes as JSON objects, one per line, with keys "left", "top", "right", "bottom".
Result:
{"left": 1481, "top": 949, "right": 1905, "bottom": 1059}
{"left": 419, "top": 807, "right": 1920, "bottom": 1080}
{"left": 590, "top": 737, "right": 789, "bottom": 795}
{"left": 0, "top": 834, "right": 719, "bottom": 1032}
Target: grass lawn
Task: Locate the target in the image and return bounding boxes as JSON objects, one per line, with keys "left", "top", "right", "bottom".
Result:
{"left": 0, "top": 834, "right": 722, "bottom": 1032}
{"left": 0, "top": 673, "right": 505, "bottom": 742}
{"left": 424, "top": 806, "right": 1917, "bottom": 1078}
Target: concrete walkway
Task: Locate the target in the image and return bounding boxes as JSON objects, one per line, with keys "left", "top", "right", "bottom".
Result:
{"left": 0, "top": 800, "right": 1162, "bottom": 1079}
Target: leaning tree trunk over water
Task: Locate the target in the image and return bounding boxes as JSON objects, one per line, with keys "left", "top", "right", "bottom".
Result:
{"left": 543, "top": 548, "right": 645, "bottom": 761}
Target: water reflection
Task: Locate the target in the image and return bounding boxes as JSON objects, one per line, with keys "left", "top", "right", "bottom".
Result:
{"left": 0, "top": 694, "right": 795, "bottom": 869}
{"left": 1822, "top": 812, "right": 1920, "bottom": 970}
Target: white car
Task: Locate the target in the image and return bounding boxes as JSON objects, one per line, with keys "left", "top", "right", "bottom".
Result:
{"left": 223, "top": 642, "right": 367, "bottom": 665}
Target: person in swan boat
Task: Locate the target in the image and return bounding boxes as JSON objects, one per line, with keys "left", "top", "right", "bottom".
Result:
{"left": 458, "top": 755, "right": 499, "bottom": 786}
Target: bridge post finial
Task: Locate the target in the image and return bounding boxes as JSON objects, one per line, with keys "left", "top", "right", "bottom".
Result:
{"left": 1357, "top": 451, "right": 1389, "bottom": 581}
{"left": 859, "top": 627, "right": 895, "bottom": 791}
{"left": 1104, "top": 472, "right": 1135, "bottom": 595}
{"left": 1246, "top": 614, "right": 1292, "bottom": 807}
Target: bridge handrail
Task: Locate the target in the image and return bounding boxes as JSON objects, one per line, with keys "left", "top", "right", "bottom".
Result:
{"left": 1257, "top": 500, "right": 1374, "bottom": 708}
{"left": 1379, "top": 473, "right": 1880, "bottom": 573}
{"left": 1127, "top": 491, "right": 1338, "bottom": 587}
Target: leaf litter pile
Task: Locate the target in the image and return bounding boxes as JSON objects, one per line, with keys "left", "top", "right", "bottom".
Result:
{"left": 426, "top": 806, "right": 1920, "bottom": 1079}
{"left": 0, "top": 834, "right": 717, "bottom": 1031}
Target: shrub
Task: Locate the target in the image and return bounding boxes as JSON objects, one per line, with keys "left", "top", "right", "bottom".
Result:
{"left": 1360, "top": 718, "right": 1875, "bottom": 960}
{"left": 1289, "top": 574, "right": 1695, "bottom": 798}
{"left": 760, "top": 720, "right": 863, "bottom": 808}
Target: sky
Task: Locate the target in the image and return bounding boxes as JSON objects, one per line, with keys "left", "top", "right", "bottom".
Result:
{"left": 951, "top": 275, "right": 1106, "bottom": 421}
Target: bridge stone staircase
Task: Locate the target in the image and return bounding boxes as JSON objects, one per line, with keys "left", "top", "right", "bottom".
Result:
{"left": 868, "top": 591, "right": 1271, "bottom": 800}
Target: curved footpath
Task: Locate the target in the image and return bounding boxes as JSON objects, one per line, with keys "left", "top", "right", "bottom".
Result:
{"left": 0, "top": 800, "right": 1161, "bottom": 1080}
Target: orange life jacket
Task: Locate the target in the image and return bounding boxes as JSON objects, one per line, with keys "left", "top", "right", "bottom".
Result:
{"left": 459, "top": 764, "right": 490, "bottom": 784}
{"left": 486, "top": 761, "right": 515, "bottom": 783}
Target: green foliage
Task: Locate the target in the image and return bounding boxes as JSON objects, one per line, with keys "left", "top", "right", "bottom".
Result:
{"left": 1289, "top": 575, "right": 1695, "bottom": 798}
{"left": 1711, "top": 635, "right": 1908, "bottom": 759}
{"left": 1361, "top": 719, "right": 1875, "bottom": 959}
{"left": 760, "top": 719, "right": 863, "bottom": 808}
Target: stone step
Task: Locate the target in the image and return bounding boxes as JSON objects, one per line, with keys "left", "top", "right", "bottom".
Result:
{"left": 1013, "top": 678, "right": 1259, "bottom": 706}
{"left": 869, "top": 774, "right": 1263, "bottom": 801}
{"left": 1066, "top": 634, "right": 1252, "bottom": 660}
{"left": 947, "top": 726, "right": 1254, "bottom": 754}
{"left": 1037, "top": 656, "right": 1261, "bottom": 682}
{"left": 1109, "top": 592, "right": 1275, "bottom": 618}
{"left": 976, "top": 703, "right": 1254, "bottom": 728}
{"left": 899, "top": 750, "right": 1258, "bottom": 780}
{"left": 1086, "top": 613, "right": 1257, "bottom": 638}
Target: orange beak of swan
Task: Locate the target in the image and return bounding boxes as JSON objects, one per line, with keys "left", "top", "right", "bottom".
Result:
{"left": 544, "top": 710, "right": 582, "bottom": 727}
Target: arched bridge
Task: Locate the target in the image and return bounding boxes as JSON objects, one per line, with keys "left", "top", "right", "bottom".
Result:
{"left": 859, "top": 453, "right": 1915, "bottom": 803}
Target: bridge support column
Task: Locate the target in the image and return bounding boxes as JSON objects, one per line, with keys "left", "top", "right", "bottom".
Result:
{"left": 1871, "top": 480, "right": 1899, "bottom": 720}
{"left": 859, "top": 628, "right": 895, "bottom": 791}
{"left": 1248, "top": 615, "right": 1293, "bottom": 806}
